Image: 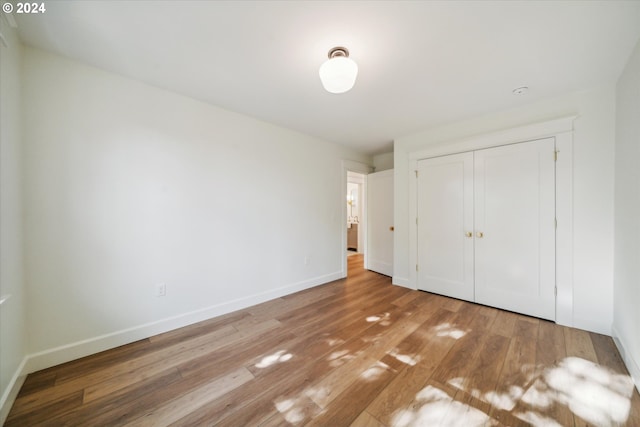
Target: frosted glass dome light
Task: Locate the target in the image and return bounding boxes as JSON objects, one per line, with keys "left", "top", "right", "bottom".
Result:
{"left": 319, "top": 47, "right": 358, "bottom": 94}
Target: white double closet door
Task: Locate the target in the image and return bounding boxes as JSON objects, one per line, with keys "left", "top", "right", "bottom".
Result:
{"left": 416, "top": 138, "right": 556, "bottom": 320}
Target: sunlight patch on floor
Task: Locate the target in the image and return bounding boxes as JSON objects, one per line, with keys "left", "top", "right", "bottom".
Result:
{"left": 324, "top": 337, "right": 344, "bottom": 347}
{"left": 515, "top": 410, "right": 563, "bottom": 427}
{"left": 274, "top": 398, "right": 305, "bottom": 424}
{"left": 367, "top": 312, "right": 392, "bottom": 325}
{"left": 521, "top": 357, "right": 635, "bottom": 426}
{"left": 483, "top": 385, "right": 524, "bottom": 411}
{"left": 391, "top": 357, "right": 634, "bottom": 427}
{"left": 254, "top": 350, "right": 293, "bottom": 368}
{"left": 326, "top": 348, "right": 359, "bottom": 367}
{"left": 273, "top": 394, "right": 321, "bottom": 425}
{"left": 447, "top": 377, "right": 464, "bottom": 390}
{"left": 431, "top": 323, "right": 468, "bottom": 340}
{"left": 388, "top": 349, "right": 421, "bottom": 366}
{"left": 391, "top": 385, "right": 494, "bottom": 427}
{"left": 304, "top": 386, "right": 329, "bottom": 404}
{"left": 362, "top": 332, "right": 384, "bottom": 344}
{"left": 360, "top": 361, "right": 392, "bottom": 382}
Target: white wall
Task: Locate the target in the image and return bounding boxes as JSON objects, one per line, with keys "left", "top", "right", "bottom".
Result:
{"left": 0, "top": 18, "right": 27, "bottom": 421}
{"left": 394, "top": 85, "right": 616, "bottom": 334}
{"left": 613, "top": 39, "right": 640, "bottom": 389}
{"left": 21, "top": 47, "right": 370, "bottom": 369}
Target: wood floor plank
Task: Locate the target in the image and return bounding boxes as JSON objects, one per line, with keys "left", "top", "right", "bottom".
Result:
{"left": 590, "top": 332, "right": 640, "bottom": 425}
{"left": 4, "top": 391, "right": 83, "bottom": 427}
{"left": 15, "top": 370, "right": 57, "bottom": 398}
{"left": 460, "top": 332, "right": 511, "bottom": 404}
{"left": 172, "top": 347, "right": 326, "bottom": 426}
{"left": 6, "top": 254, "right": 639, "bottom": 426}
{"left": 590, "top": 331, "right": 628, "bottom": 374}
{"left": 34, "top": 338, "right": 152, "bottom": 387}
{"left": 305, "top": 358, "right": 398, "bottom": 427}
{"left": 349, "top": 410, "right": 387, "bottom": 427}
{"left": 259, "top": 395, "right": 322, "bottom": 427}
{"left": 47, "top": 368, "right": 184, "bottom": 426}
{"left": 490, "top": 309, "right": 520, "bottom": 338}
{"left": 365, "top": 308, "right": 460, "bottom": 425}
{"left": 390, "top": 289, "right": 422, "bottom": 307}
{"left": 306, "top": 302, "right": 441, "bottom": 410}
{"left": 564, "top": 326, "right": 598, "bottom": 363}
{"left": 11, "top": 324, "right": 239, "bottom": 416}
{"left": 124, "top": 367, "right": 254, "bottom": 427}
{"left": 532, "top": 319, "right": 574, "bottom": 426}
{"left": 431, "top": 315, "right": 489, "bottom": 389}
{"left": 81, "top": 324, "right": 248, "bottom": 402}
{"left": 489, "top": 319, "right": 539, "bottom": 419}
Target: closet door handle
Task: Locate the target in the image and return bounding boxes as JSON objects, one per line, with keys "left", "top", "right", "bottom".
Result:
{"left": 476, "top": 231, "right": 484, "bottom": 238}
{"left": 465, "top": 231, "right": 472, "bottom": 238}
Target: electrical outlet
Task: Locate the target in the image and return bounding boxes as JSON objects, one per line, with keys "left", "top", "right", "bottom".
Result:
{"left": 155, "top": 283, "right": 166, "bottom": 297}
{"left": 304, "top": 256, "right": 310, "bottom": 265}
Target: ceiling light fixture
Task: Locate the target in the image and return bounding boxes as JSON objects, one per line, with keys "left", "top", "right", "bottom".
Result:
{"left": 319, "top": 47, "right": 358, "bottom": 94}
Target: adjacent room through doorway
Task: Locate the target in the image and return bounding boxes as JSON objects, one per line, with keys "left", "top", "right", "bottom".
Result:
{"left": 347, "top": 171, "right": 366, "bottom": 273}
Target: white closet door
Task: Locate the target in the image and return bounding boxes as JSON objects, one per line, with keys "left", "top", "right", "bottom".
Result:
{"left": 474, "top": 138, "right": 556, "bottom": 320}
{"left": 417, "top": 152, "right": 474, "bottom": 301}
{"left": 367, "top": 169, "right": 394, "bottom": 276}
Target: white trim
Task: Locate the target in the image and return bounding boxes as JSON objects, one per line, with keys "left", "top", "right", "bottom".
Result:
{"left": 612, "top": 326, "right": 640, "bottom": 394}
{"left": 554, "top": 131, "right": 574, "bottom": 327}
{"left": 23, "top": 271, "right": 341, "bottom": 374}
{"left": 341, "top": 160, "right": 372, "bottom": 278}
{"left": 0, "top": 357, "right": 27, "bottom": 425}
{"left": 407, "top": 117, "right": 575, "bottom": 325}
{"left": 409, "top": 116, "right": 576, "bottom": 161}
{"left": 392, "top": 276, "right": 414, "bottom": 289}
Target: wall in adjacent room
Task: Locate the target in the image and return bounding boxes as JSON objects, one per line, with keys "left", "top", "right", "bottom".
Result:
{"left": 21, "top": 47, "right": 370, "bottom": 370}
{"left": 613, "top": 39, "right": 640, "bottom": 390}
{"left": 394, "top": 85, "right": 616, "bottom": 334}
{"left": 373, "top": 152, "right": 393, "bottom": 172}
{"left": 0, "top": 17, "right": 27, "bottom": 422}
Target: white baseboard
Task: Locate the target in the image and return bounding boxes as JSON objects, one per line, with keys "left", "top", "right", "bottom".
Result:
{"left": 612, "top": 325, "right": 640, "bottom": 394}
{"left": 392, "top": 276, "right": 414, "bottom": 289}
{"left": 0, "top": 356, "right": 27, "bottom": 425}
{"left": 23, "top": 271, "right": 342, "bottom": 375}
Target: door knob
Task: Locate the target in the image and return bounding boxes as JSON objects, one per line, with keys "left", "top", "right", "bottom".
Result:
{"left": 476, "top": 231, "right": 484, "bottom": 238}
{"left": 389, "top": 226, "right": 394, "bottom": 231}
{"left": 465, "top": 231, "right": 472, "bottom": 238}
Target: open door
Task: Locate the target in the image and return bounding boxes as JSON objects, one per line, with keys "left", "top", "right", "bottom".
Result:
{"left": 367, "top": 169, "right": 394, "bottom": 276}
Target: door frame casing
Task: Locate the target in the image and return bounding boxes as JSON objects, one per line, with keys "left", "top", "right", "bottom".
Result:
{"left": 407, "top": 116, "right": 575, "bottom": 327}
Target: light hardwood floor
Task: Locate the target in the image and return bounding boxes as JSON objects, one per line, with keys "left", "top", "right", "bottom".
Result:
{"left": 6, "top": 255, "right": 640, "bottom": 426}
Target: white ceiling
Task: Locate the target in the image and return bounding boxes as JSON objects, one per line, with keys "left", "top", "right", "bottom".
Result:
{"left": 13, "top": 1, "right": 640, "bottom": 155}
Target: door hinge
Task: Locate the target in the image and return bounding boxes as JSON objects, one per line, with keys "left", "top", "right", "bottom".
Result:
{"left": 554, "top": 286, "right": 557, "bottom": 296}
{"left": 416, "top": 217, "right": 418, "bottom": 225}
{"left": 555, "top": 218, "right": 558, "bottom": 229}
{"left": 554, "top": 150, "right": 559, "bottom": 161}
{"left": 416, "top": 264, "right": 419, "bottom": 272}
{"left": 415, "top": 170, "right": 418, "bottom": 178}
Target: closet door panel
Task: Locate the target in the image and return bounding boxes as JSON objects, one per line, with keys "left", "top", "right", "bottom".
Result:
{"left": 474, "top": 138, "right": 556, "bottom": 320}
{"left": 416, "top": 152, "right": 474, "bottom": 301}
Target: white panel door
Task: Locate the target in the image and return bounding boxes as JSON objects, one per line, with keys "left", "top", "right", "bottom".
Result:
{"left": 474, "top": 138, "right": 556, "bottom": 320}
{"left": 367, "top": 169, "right": 394, "bottom": 276}
{"left": 417, "top": 153, "right": 474, "bottom": 301}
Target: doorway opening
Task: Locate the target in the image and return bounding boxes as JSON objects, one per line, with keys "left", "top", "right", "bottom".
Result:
{"left": 347, "top": 171, "right": 366, "bottom": 275}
